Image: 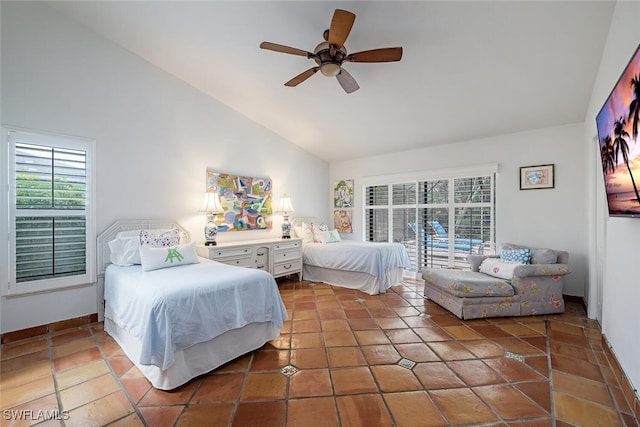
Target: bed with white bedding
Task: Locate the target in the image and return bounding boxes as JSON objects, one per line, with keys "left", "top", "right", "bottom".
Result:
{"left": 97, "top": 219, "right": 287, "bottom": 390}
{"left": 293, "top": 218, "right": 411, "bottom": 295}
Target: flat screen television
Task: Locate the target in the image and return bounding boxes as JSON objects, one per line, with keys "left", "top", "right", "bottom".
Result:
{"left": 596, "top": 44, "right": 640, "bottom": 217}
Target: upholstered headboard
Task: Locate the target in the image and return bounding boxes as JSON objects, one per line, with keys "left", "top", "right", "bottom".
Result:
{"left": 96, "top": 219, "right": 189, "bottom": 277}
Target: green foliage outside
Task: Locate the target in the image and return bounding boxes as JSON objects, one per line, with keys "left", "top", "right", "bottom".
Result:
{"left": 16, "top": 173, "right": 85, "bottom": 208}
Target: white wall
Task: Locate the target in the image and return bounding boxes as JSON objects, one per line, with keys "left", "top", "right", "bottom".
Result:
{"left": 585, "top": 0, "right": 640, "bottom": 395}
{"left": 330, "top": 123, "right": 588, "bottom": 297}
{"left": 0, "top": 2, "right": 328, "bottom": 333}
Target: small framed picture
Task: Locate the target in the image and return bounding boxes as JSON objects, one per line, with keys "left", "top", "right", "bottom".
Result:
{"left": 520, "top": 164, "right": 554, "bottom": 190}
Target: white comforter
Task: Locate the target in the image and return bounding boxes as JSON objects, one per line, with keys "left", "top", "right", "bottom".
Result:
{"left": 303, "top": 241, "right": 411, "bottom": 279}
{"left": 104, "top": 258, "right": 287, "bottom": 370}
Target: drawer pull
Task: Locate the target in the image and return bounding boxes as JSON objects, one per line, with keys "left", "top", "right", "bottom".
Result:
{"left": 283, "top": 264, "right": 292, "bottom": 270}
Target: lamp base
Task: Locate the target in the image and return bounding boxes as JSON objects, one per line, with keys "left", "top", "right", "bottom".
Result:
{"left": 281, "top": 215, "right": 292, "bottom": 239}
{"left": 204, "top": 215, "right": 218, "bottom": 246}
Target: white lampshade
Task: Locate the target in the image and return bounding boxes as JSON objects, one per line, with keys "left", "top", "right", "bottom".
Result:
{"left": 277, "top": 194, "right": 295, "bottom": 214}
{"left": 199, "top": 192, "right": 224, "bottom": 213}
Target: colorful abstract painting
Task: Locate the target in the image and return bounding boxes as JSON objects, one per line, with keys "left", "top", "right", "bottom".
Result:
{"left": 334, "top": 179, "right": 353, "bottom": 208}
{"left": 206, "top": 169, "right": 272, "bottom": 232}
{"left": 334, "top": 210, "right": 352, "bottom": 233}
{"left": 596, "top": 44, "right": 640, "bottom": 217}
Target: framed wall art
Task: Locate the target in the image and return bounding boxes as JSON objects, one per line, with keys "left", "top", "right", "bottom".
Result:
{"left": 206, "top": 169, "right": 272, "bottom": 232}
{"left": 334, "top": 179, "right": 354, "bottom": 208}
{"left": 333, "top": 209, "right": 353, "bottom": 233}
{"left": 520, "top": 164, "right": 554, "bottom": 190}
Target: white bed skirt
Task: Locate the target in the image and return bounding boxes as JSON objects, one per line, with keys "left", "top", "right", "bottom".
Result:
{"left": 302, "top": 265, "right": 405, "bottom": 295}
{"left": 105, "top": 308, "right": 281, "bottom": 390}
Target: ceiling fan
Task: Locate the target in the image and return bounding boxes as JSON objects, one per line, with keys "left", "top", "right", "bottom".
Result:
{"left": 260, "top": 9, "right": 403, "bottom": 94}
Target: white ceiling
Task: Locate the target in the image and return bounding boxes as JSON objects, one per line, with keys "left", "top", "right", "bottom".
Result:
{"left": 49, "top": 1, "right": 614, "bottom": 162}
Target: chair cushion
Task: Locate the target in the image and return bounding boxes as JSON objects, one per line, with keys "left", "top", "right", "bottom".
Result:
{"left": 422, "top": 268, "right": 515, "bottom": 298}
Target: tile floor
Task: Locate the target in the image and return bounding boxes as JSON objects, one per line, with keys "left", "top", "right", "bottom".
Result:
{"left": 1, "top": 278, "right": 639, "bottom": 426}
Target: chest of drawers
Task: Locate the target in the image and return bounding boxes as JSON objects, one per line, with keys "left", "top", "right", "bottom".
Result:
{"left": 197, "top": 238, "right": 302, "bottom": 280}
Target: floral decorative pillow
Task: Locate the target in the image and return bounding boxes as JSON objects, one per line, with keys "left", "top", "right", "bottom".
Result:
{"left": 140, "top": 229, "right": 180, "bottom": 247}
{"left": 139, "top": 242, "right": 200, "bottom": 271}
{"left": 500, "top": 248, "right": 530, "bottom": 264}
{"left": 310, "top": 222, "right": 329, "bottom": 242}
{"left": 479, "top": 258, "right": 523, "bottom": 280}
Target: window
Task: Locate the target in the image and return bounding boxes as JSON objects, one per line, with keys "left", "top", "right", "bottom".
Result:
{"left": 6, "top": 128, "right": 95, "bottom": 295}
{"left": 364, "top": 169, "right": 496, "bottom": 272}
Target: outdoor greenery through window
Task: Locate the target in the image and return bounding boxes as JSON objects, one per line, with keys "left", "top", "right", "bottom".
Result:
{"left": 7, "top": 129, "right": 94, "bottom": 294}
{"left": 365, "top": 173, "right": 496, "bottom": 272}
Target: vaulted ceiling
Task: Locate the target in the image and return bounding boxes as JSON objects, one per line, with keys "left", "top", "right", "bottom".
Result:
{"left": 49, "top": 1, "right": 615, "bottom": 162}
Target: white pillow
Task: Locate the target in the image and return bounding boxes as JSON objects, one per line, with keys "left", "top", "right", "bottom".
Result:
{"left": 311, "top": 222, "right": 329, "bottom": 242}
{"left": 108, "top": 236, "right": 141, "bottom": 266}
{"left": 139, "top": 242, "right": 200, "bottom": 272}
{"left": 479, "top": 258, "right": 523, "bottom": 280}
{"left": 294, "top": 222, "right": 315, "bottom": 244}
{"left": 319, "top": 229, "right": 341, "bottom": 243}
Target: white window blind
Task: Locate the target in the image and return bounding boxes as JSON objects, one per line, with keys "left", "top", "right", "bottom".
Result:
{"left": 7, "top": 129, "right": 95, "bottom": 294}
{"left": 364, "top": 172, "right": 496, "bottom": 271}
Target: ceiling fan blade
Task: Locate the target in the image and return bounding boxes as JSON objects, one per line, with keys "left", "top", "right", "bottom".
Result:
{"left": 284, "top": 67, "right": 319, "bottom": 87}
{"left": 328, "top": 9, "right": 356, "bottom": 49}
{"left": 336, "top": 68, "right": 360, "bottom": 94}
{"left": 346, "top": 47, "right": 403, "bottom": 63}
{"left": 260, "top": 41, "right": 313, "bottom": 58}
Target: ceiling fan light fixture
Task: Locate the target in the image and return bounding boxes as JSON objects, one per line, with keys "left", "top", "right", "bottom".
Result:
{"left": 320, "top": 62, "right": 341, "bottom": 77}
{"left": 260, "top": 9, "right": 402, "bottom": 92}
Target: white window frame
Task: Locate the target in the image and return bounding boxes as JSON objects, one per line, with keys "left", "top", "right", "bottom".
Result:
{"left": 4, "top": 127, "right": 96, "bottom": 295}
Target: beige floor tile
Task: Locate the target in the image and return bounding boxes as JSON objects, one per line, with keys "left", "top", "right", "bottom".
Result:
{"left": 290, "top": 347, "right": 328, "bottom": 369}
{"left": 442, "top": 325, "right": 484, "bottom": 340}
{"left": 554, "top": 392, "right": 622, "bottom": 426}
{"left": 0, "top": 359, "right": 52, "bottom": 390}
{"left": 60, "top": 373, "right": 120, "bottom": 411}
{"left": 1, "top": 336, "right": 48, "bottom": 361}
{"left": 55, "top": 359, "right": 111, "bottom": 390}
{"left": 323, "top": 330, "right": 358, "bottom": 347}
{"left": 0, "top": 375, "right": 55, "bottom": 409}
{"left": 0, "top": 393, "right": 59, "bottom": 426}
{"left": 177, "top": 403, "right": 234, "bottom": 426}
{"left": 289, "top": 368, "right": 333, "bottom": 398}
{"left": 336, "top": 394, "right": 394, "bottom": 427}
{"left": 290, "top": 332, "right": 324, "bottom": 348}
{"left": 239, "top": 372, "right": 287, "bottom": 401}
{"left": 51, "top": 337, "right": 97, "bottom": 359}
{"left": 287, "top": 397, "right": 339, "bottom": 427}
{"left": 371, "top": 365, "right": 423, "bottom": 392}
{"left": 138, "top": 405, "right": 184, "bottom": 427}
{"left": 331, "top": 367, "right": 378, "bottom": 395}
{"left": 233, "top": 401, "right": 286, "bottom": 426}
{"left": 354, "top": 330, "right": 392, "bottom": 345}
{"left": 67, "top": 391, "right": 135, "bottom": 426}
{"left": 327, "top": 346, "right": 367, "bottom": 367}
{"left": 430, "top": 388, "right": 499, "bottom": 424}
{"left": 384, "top": 391, "right": 448, "bottom": 427}
{"left": 474, "top": 384, "right": 548, "bottom": 419}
